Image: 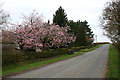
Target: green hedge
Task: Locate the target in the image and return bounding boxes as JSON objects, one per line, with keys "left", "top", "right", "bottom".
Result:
{"left": 2, "top": 44, "right": 20, "bottom": 65}
{"left": 25, "top": 51, "right": 57, "bottom": 59}
{"left": 2, "top": 44, "right": 96, "bottom": 66}
{"left": 55, "top": 48, "right": 69, "bottom": 55}
{"left": 86, "top": 44, "right": 96, "bottom": 49}
{"left": 2, "top": 47, "right": 26, "bottom": 65}
{"left": 71, "top": 47, "right": 80, "bottom": 52}
{"left": 2, "top": 48, "right": 70, "bottom": 66}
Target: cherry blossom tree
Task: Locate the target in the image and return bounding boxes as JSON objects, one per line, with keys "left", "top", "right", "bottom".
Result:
{"left": 2, "top": 11, "right": 76, "bottom": 51}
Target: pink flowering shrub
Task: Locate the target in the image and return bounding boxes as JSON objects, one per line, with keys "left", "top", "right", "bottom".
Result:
{"left": 2, "top": 11, "right": 76, "bottom": 51}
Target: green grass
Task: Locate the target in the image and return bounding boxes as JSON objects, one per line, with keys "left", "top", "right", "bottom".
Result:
{"left": 107, "top": 44, "right": 118, "bottom": 78}
{"left": 87, "top": 44, "right": 103, "bottom": 51}
{"left": 2, "top": 44, "right": 103, "bottom": 77}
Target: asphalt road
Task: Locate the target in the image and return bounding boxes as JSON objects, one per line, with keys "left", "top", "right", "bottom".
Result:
{"left": 9, "top": 44, "right": 109, "bottom": 78}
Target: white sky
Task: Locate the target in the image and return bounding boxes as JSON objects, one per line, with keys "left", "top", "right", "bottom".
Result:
{"left": 1, "top": 0, "right": 111, "bottom": 42}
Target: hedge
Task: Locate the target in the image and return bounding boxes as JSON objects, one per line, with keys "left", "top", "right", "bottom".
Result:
{"left": 2, "top": 44, "right": 96, "bottom": 66}
{"left": 2, "top": 48, "right": 70, "bottom": 66}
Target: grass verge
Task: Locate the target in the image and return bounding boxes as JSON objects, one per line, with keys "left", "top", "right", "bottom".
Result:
{"left": 2, "top": 44, "right": 103, "bottom": 77}
{"left": 107, "top": 44, "right": 118, "bottom": 79}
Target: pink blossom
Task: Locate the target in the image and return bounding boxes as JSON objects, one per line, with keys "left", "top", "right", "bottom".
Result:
{"left": 2, "top": 11, "right": 76, "bottom": 51}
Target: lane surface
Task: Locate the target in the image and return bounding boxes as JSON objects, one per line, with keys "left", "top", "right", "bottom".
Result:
{"left": 10, "top": 44, "right": 109, "bottom": 78}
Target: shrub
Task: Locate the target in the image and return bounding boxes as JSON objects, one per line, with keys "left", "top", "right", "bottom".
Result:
{"left": 80, "top": 49, "right": 89, "bottom": 52}
{"left": 86, "top": 44, "right": 96, "bottom": 49}
{"left": 2, "top": 47, "right": 26, "bottom": 65}
{"left": 80, "top": 46, "right": 87, "bottom": 49}
{"left": 25, "top": 51, "right": 58, "bottom": 59}
{"left": 112, "top": 42, "right": 119, "bottom": 50}
{"left": 37, "top": 51, "right": 57, "bottom": 58}
{"left": 71, "top": 47, "right": 81, "bottom": 52}
{"left": 55, "top": 48, "right": 69, "bottom": 55}
{"left": 2, "top": 44, "right": 28, "bottom": 66}
{"left": 68, "top": 49, "right": 74, "bottom": 55}
{"left": 71, "top": 46, "right": 88, "bottom": 52}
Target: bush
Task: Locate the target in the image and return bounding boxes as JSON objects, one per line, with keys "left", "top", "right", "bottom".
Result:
{"left": 25, "top": 51, "right": 57, "bottom": 59}
{"left": 86, "top": 44, "right": 96, "bottom": 49}
{"left": 71, "top": 44, "right": 96, "bottom": 52}
{"left": 80, "top": 49, "right": 89, "bottom": 52}
{"left": 71, "top": 47, "right": 81, "bottom": 52}
{"left": 71, "top": 46, "right": 87, "bottom": 52}
{"left": 2, "top": 44, "right": 28, "bottom": 66}
{"left": 112, "top": 42, "right": 119, "bottom": 50}
{"left": 2, "top": 46, "right": 27, "bottom": 65}
{"left": 25, "top": 48, "right": 70, "bottom": 59}
{"left": 80, "top": 46, "right": 86, "bottom": 49}
{"left": 55, "top": 48, "right": 69, "bottom": 55}
{"left": 68, "top": 49, "right": 74, "bottom": 55}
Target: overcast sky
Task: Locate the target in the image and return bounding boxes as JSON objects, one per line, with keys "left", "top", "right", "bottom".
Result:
{"left": 1, "top": 0, "right": 111, "bottom": 42}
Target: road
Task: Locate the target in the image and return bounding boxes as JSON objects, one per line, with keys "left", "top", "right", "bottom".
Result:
{"left": 9, "top": 44, "right": 109, "bottom": 78}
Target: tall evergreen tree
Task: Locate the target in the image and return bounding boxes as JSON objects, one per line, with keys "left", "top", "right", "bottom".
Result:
{"left": 68, "top": 20, "right": 94, "bottom": 46}
{"left": 75, "top": 25, "right": 87, "bottom": 46}
{"left": 53, "top": 6, "right": 68, "bottom": 27}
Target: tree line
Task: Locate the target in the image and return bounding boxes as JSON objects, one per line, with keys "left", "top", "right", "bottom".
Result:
{"left": 1, "top": 6, "right": 94, "bottom": 51}
{"left": 53, "top": 6, "right": 94, "bottom": 46}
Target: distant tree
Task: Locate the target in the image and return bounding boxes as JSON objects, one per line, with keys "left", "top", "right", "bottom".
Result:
{"left": 100, "top": 1, "right": 120, "bottom": 43}
{"left": 68, "top": 20, "right": 94, "bottom": 46}
{"left": 0, "top": 4, "right": 10, "bottom": 41}
{"left": 76, "top": 24, "right": 87, "bottom": 46}
{"left": 53, "top": 6, "right": 68, "bottom": 27}
{"left": 82, "top": 20, "right": 94, "bottom": 45}
{"left": 86, "top": 27, "right": 94, "bottom": 45}
{"left": 0, "top": 5, "right": 10, "bottom": 30}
